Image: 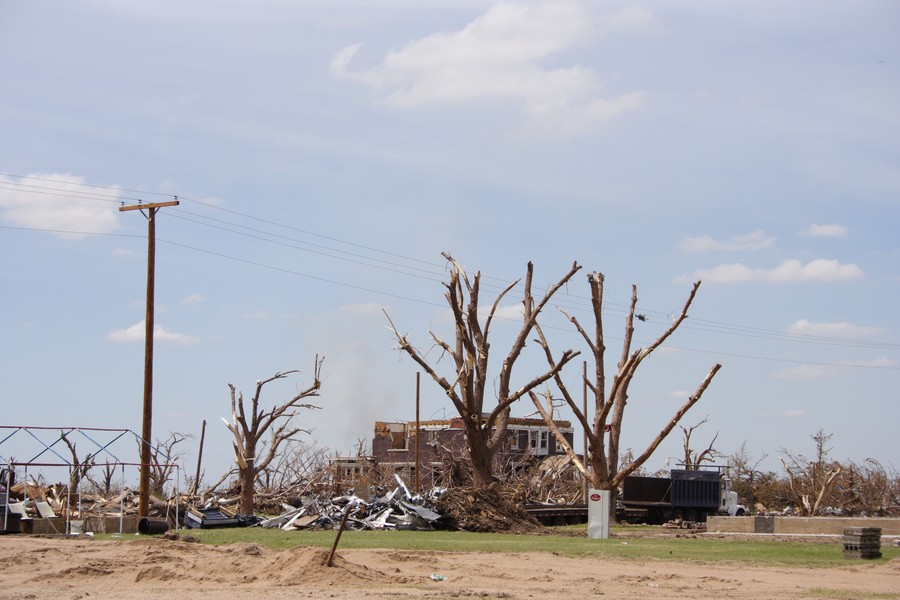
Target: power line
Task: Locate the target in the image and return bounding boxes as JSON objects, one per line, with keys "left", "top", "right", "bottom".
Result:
{"left": 3, "top": 173, "right": 898, "bottom": 356}
{"left": 3, "top": 223, "right": 898, "bottom": 367}
{"left": 0, "top": 224, "right": 141, "bottom": 239}
{"left": 0, "top": 183, "right": 142, "bottom": 205}
{"left": 156, "top": 237, "right": 450, "bottom": 309}
{"left": 166, "top": 209, "right": 449, "bottom": 284}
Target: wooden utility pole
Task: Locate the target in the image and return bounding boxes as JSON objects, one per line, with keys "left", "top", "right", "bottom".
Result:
{"left": 119, "top": 199, "right": 179, "bottom": 517}
{"left": 191, "top": 419, "right": 206, "bottom": 496}
{"left": 414, "top": 372, "right": 421, "bottom": 493}
{"left": 583, "top": 360, "right": 588, "bottom": 503}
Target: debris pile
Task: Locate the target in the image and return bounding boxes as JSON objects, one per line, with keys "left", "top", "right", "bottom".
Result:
{"left": 258, "top": 475, "right": 446, "bottom": 531}
{"left": 183, "top": 506, "right": 261, "bottom": 529}
{"left": 3, "top": 475, "right": 549, "bottom": 535}
{"left": 249, "top": 477, "right": 551, "bottom": 534}
{"left": 435, "top": 483, "right": 544, "bottom": 533}
{"left": 1, "top": 482, "right": 172, "bottom": 520}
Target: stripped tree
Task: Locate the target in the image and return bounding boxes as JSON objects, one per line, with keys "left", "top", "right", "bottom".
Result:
{"left": 680, "top": 417, "right": 720, "bottom": 470}
{"left": 779, "top": 429, "right": 842, "bottom": 516}
{"left": 59, "top": 431, "right": 95, "bottom": 504}
{"left": 134, "top": 432, "right": 190, "bottom": 497}
{"left": 385, "top": 253, "right": 582, "bottom": 488}
{"left": 222, "top": 356, "right": 324, "bottom": 514}
{"left": 530, "top": 273, "right": 721, "bottom": 510}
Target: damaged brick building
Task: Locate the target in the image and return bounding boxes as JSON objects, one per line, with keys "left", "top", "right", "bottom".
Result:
{"left": 370, "top": 416, "right": 575, "bottom": 487}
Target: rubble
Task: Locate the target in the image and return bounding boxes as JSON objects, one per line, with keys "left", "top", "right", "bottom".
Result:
{"left": 2, "top": 474, "right": 548, "bottom": 535}
{"left": 183, "top": 506, "right": 261, "bottom": 529}
{"left": 259, "top": 475, "right": 448, "bottom": 532}
{"left": 435, "top": 483, "right": 544, "bottom": 533}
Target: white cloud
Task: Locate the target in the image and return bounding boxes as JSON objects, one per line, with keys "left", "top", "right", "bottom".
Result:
{"left": 106, "top": 321, "right": 200, "bottom": 344}
{"left": 840, "top": 357, "right": 896, "bottom": 368}
{"left": 0, "top": 173, "right": 122, "bottom": 239}
{"left": 805, "top": 223, "right": 847, "bottom": 238}
{"left": 330, "top": 2, "right": 647, "bottom": 135}
{"left": 787, "top": 319, "right": 884, "bottom": 337}
{"left": 675, "top": 259, "right": 864, "bottom": 284}
{"left": 762, "top": 409, "right": 804, "bottom": 417}
{"left": 480, "top": 303, "right": 524, "bottom": 321}
{"left": 180, "top": 293, "right": 206, "bottom": 305}
{"left": 767, "top": 356, "right": 892, "bottom": 382}
{"left": 772, "top": 365, "right": 836, "bottom": 380}
{"left": 678, "top": 229, "right": 774, "bottom": 253}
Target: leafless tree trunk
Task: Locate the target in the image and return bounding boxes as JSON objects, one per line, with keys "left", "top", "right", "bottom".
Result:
{"left": 779, "top": 430, "right": 842, "bottom": 516}
{"left": 134, "top": 432, "right": 190, "bottom": 497}
{"left": 780, "top": 456, "right": 841, "bottom": 516}
{"left": 222, "top": 356, "right": 324, "bottom": 514}
{"left": 530, "top": 273, "right": 721, "bottom": 510}
{"left": 680, "top": 417, "right": 719, "bottom": 469}
{"left": 86, "top": 461, "right": 119, "bottom": 497}
{"left": 256, "top": 439, "right": 330, "bottom": 497}
{"left": 725, "top": 441, "right": 768, "bottom": 509}
{"left": 385, "top": 253, "right": 582, "bottom": 488}
{"left": 841, "top": 459, "right": 899, "bottom": 516}
{"left": 60, "top": 431, "right": 95, "bottom": 503}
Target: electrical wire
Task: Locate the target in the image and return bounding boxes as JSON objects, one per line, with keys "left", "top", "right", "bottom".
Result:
{"left": 2, "top": 172, "right": 898, "bottom": 361}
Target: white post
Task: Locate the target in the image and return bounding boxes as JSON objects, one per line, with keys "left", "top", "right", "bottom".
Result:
{"left": 587, "top": 489, "right": 610, "bottom": 539}
{"left": 118, "top": 464, "right": 125, "bottom": 536}
{"left": 175, "top": 465, "right": 180, "bottom": 531}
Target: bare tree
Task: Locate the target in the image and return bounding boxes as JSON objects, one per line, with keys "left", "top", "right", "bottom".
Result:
{"left": 86, "top": 461, "right": 121, "bottom": 497}
{"left": 385, "top": 253, "right": 582, "bottom": 487}
{"left": 725, "top": 441, "right": 769, "bottom": 509}
{"left": 256, "top": 438, "right": 330, "bottom": 498}
{"left": 679, "top": 417, "right": 720, "bottom": 470}
{"left": 222, "top": 357, "right": 324, "bottom": 514}
{"left": 529, "top": 273, "right": 721, "bottom": 510}
{"left": 779, "top": 429, "right": 842, "bottom": 516}
{"left": 839, "top": 458, "right": 899, "bottom": 516}
{"left": 59, "top": 431, "right": 95, "bottom": 502}
{"left": 134, "top": 432, "right": 190, "bottom": 497}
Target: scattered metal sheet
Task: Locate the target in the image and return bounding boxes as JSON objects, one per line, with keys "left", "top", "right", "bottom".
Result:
{"left": 259, "top": 476, "right": 448, "bottom": 532}
{"left": 35, "top": 502, "right": 56, "bottom": 519}
{"left": 184, "top": 508, "right": 248, "bottom": 529}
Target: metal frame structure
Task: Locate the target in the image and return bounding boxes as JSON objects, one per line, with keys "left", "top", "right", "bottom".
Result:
{"left": 0, "top": 426, "right": 180, "bottom": 534}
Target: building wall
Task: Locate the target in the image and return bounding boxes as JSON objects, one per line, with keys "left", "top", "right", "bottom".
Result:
{"left": 708, "top": 516, "right": 900, "bottom": 535}
{"left": 372, "top": 418, "right": 575, "bottom": 486}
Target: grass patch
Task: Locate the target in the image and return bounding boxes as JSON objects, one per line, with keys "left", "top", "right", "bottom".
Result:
{"left": 118, "top": 526, "right": 900, "bottom": 568}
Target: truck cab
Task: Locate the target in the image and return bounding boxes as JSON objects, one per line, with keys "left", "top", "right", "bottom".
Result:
{"left": 719, "top": 475, "right": 746, "bottom": 516}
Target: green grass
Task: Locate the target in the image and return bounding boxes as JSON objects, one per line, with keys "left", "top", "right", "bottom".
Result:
{"left": 111, "top": 525, "right": 899, "bottom": 568}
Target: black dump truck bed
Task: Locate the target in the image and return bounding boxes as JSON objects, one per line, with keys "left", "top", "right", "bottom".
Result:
{"left": 622, "top": 475, "right": 672, "bottom": 505}
{"left": 670, "top": 469, "right": 720, "bottom": 509}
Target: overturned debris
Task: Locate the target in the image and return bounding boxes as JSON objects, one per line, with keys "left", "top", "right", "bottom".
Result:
{"left": 260, "top": 475, "right": 447, "bottom": 532}
{"left": 183, "top": 506, "right": 261, "bottom": 529}
{"left": 255, "top": 478, "right": 546, "bottom": 534}
{"left": 435, "top": 483, "right": 544, "bottom": 534}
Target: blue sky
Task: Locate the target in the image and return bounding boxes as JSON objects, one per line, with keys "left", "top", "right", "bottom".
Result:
{"left": 1, "top": 0, "right": 897, "bottom": 487}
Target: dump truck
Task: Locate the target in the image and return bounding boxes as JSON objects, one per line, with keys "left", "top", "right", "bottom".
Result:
{"left": 616, "top": 466, "right": 745, "bottom": 524}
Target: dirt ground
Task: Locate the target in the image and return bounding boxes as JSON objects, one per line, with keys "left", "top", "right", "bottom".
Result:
{"left": 0, "top": 533, "right": 897, "bottom": 600}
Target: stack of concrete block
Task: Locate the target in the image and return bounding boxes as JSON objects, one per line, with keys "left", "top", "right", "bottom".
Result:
{"left": 843, "top": 527, "right": 882, "bottom": 559}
